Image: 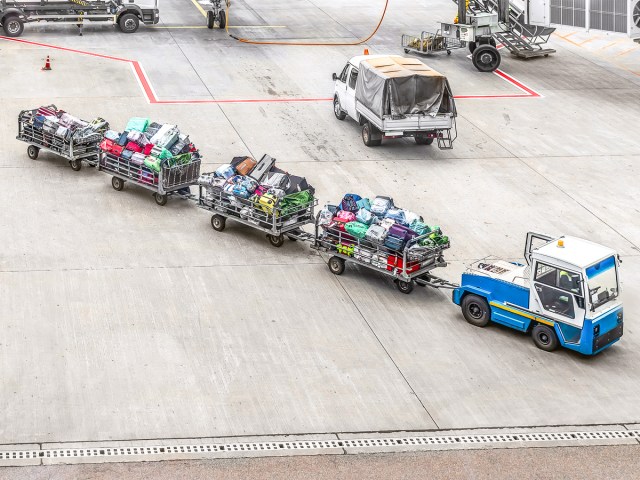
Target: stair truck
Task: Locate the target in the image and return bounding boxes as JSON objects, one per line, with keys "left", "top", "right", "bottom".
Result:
{"left": 0, "top": 0, "right": 159, "bottom": 37}
{"left": 332, "top": 54, "right": 456, "bottom": 149}
{"left": 453, "top": 233, "right": 623, "bottom": 355}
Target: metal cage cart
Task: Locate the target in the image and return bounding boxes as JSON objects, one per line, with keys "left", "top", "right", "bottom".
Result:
{"left": 198, "top": 184, "right": 317, "bottom": 248}
{"left": 312, "top": 214, "right": 453, "bottom": 294}
{"left": 99, "top": 152, "right": 201, "bottom": 206}
{"left": 16, "top": 106, "right": 107, "bottom": 171}
{"left": 402, "top": 31, "right": 464, "bottom": 56}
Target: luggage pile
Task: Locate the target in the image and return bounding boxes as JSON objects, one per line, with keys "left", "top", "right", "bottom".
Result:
{"left": 197, "top": 154, "right": 317, "bottom": 246}
{"left": 198, "top": 154, "right": 315, "bottom": 220}
{"left": 318, "top": 193, "right": 449, "bottom": 272}
{"left": 100, "top": 117, "right": 200, "bottom": 185}
{"left": 21, "top": 105, "right": 109, "bottom": 145}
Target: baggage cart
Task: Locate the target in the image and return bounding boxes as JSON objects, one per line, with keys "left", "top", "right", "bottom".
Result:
{"left": 312, "top": 213, "right": 454, "bottom": 294}
{"left": 98, "top": 152, "right": 201, "bottom": 206}
{"left": 16, "top": 106, "right": 105, "bottom": 171}
{"left": 198, "top": 185, "right": 317, "bottom": 247}
{"left": 401, "top": 31, "right": 464, "bottom": 56}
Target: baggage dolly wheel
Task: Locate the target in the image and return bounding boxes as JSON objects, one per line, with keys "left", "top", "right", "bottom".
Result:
{"left": 154, "top": 193, "right": 168, "bottom": 206}
{"left": 111, "top": 177, "right": 125, "bottom": 191}
{"left": 267, "top": 234, "right": 285, "bottom": 248}
{"left": 328, "top": 256, "right": 345, "bottom": 275}
{"left": 69, "top": 159, "right": 82, "bottom": 171}
{"left": 27, "top": 145, "right": 39, "bottom": 160}
{"left": 396, "top": 279, "right": 414, "bottom": 294}
{"left": 211, "top": 214, "right": 226, "bottom": 232}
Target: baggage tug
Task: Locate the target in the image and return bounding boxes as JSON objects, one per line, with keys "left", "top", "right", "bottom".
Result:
{"left": 453, "top": 233, "right": 624, "bottom": 355}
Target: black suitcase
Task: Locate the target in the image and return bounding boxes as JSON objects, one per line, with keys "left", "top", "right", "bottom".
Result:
{"left": 117, "top": 131, "right": 129, "bottom": 146}
{"left": 249, "top": 154, "right": 276, "bottom": 182}
{"left": 285, "top": 175, "right": 314, "bottom": 195}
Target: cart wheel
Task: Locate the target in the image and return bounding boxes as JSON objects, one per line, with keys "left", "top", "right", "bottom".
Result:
{"left": 404, "top": 48, "right": 410, "bottom": 54}
{"left": 472, "top": 45, "right": 501, "bottom": 72}
{"left": 154, "top": 193, "right": 168, "bottom": 206}
{"left": 218, "top": 10, "right": 226, "bottom": 29}
{"left": 27, "top": 145, "right": 39, "bottom": 160}
{"left": 328, "top": 256, "right": 345, "bottom": 275}
{"left": 396, "top": 280, "right": 414, "bottom": 294}
{"left": 211, "top": 214, "right": 226, "bottom": 231}
{"left": 461, "top": 294, "right": 491, "bottom": 327}
{"left": 207, "top": 10, "right": 215, "bottom": 29}
{"left": 532, "top": 324, "right": 559, "bottom": 352}
{"left": 447, "top": 49, "right": 451, "bottom": 55}
{"left": 111, "top": 177, "right": 124, "bottom": 191}
{"left": 267, "top": 234, "right": 285, "bottom": 248}
{"left": 69, "top": 159, "right": 82, "bottom": 171}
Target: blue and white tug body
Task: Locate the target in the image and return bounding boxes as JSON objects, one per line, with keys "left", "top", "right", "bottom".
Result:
{"left": 452, "top": 233, "right": 623, "bottom": 355}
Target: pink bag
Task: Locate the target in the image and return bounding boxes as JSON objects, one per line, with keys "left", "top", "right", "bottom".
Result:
{"left": 254, "top": 185, "right": 269, "bottom": 197}
{"left": 335, "top": 210, "right": 356, "bottom": 223}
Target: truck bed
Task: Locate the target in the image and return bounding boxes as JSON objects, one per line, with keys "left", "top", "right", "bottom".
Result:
{"left": 357, "top": 102, "right": 454, "bottom": 135}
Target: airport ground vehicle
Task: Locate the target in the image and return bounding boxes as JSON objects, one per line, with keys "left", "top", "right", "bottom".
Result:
{"left": 205, "top": 0, "right": 228, "bottom": 29}
{"left": 332, "top": 55, "right": 456, "bottom": 149}
{"left": 453, "top": 233, "right": 623, "bottom": 355}
{"left": 0, "top": 0, "right": 159, "bottom": 37}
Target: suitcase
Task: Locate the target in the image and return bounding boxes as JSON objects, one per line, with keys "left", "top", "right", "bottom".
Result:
{"left": 410, "top": 220, "right": 431, "bottom": 236}
{"left": 231, "top": 156, "right": 249, "bottom": 168}
{"left": 235, "top": 157, "right": 257, "bottom": 176}
{"left": 130, "top": 152, "right": 146, "bottom": 166}
{"left": 254, "top": 193, "right": 278, "bottom": 215}
{"left": 267, "top": 187, "right": 286, "bottom": 199}
{"left": 335, "top": 210, "right": 356, "bottom": 223}
{"left": 385, "top": 208, "right": 407, "bottom": 225}
{"left": 345, "top": 221, "right": 369, "bottom": 239}
{"left": 55, "top": 125, "right": 70, "bottom": 141}
{"left": 384, "top": 234, "right": 406, "bottom": 251}
{"left": 263, "top": 172, "right": 290, "bottom": 190}
{"left": 125, "top": 142, "right": 143, "bottom": 153}
{"left": 389, "top": 224, "right": 418, "bottom": 242}
{"left": 365, "top": 224, "right": 387, "bottom": 244}
{"left": 99, "top": 139, "right": 115, "bottom": 152}
{"left": 387, "top": 256, "right": 420, "bottom": 274}
{"left": 215, "top": 164, "right": 234, "bottom": 179}
{"left": 145, "top": 123, "right": 161, "bottom": 138}
{"left": 340, "top": 193, "right": 362, "bottom": 212}
{"left": 356, "top": 198, "right": 371, "bottom": 210}
{"left": 370, "top": 196, "right": 393, "bottom": 217}
{"left": 37, "top": 106, "right": 58, "bottom": 118}
{"left": 403, "top": 210, "right": 422, "bottom": 226}
{"left": 143, "top": 143, "right": 154, "bottom": 155}
{"left": 121, "top": 149, "right": 134, "bottom": 160}
{"left": 249, "top": 154, "right": 276, "bottom": 182}
{"left": 144, "top": 155, "right": 162, "bottom": 173}
{"left": 232, "top": 184, "right": 250, "bottom": 199}
{"left": 117, "top": 131, "right": 129, "bottom": 146}
{"left": 105, "top": 130, "right": 120, "bottom": 141}
{"left": 254, "top": 185, "right": 269, "bottom": 197}
{"left": 33, "top": 115, "right": 46, "bottom": 130}
{"left": 353, "top": 246, "right": 373, "bottom": 264}
{"left": 111, "top": 144, "right": 125, "bottom": 157}
{"left": 378, "top": 218, "right": 395, "bottom": 231}
{"left": 241, "top": 178, "right": 258, "bottom": 193}
{"left": 284, "top": 175, "right": 313, "bottom": 195}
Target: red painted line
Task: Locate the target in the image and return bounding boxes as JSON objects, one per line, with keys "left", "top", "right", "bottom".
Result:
{"left": 0, "top": 36, "right": 542, "bottom": 103}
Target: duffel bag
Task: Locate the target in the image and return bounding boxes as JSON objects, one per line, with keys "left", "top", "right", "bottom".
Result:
{"left": 150, "top": 145, "right": 173, "bottom": 160}
{"left": 37, "top": 105, "right": 58, "bottom": 118}
{"left": 356, "top": 197, "right": 371, "bottom": 210}
{"left": 280, "top": 190, "right": 313, "bottom": 216}
{"left": 241, "top": 178, "right": 258, "bottom": 193}
{"left": 356, "top": 208, "right": 375, "bottom": 225}
{"left": 345, "top": 221, "right": 369, "bottom": 239}
{"left": 410, "top": 220, "right": 431, "bottom": 236}
{"left": 89, "top": 117, "right": 109, "bottom": 132}
{"left": 143, "top": 143, "right": 155, "bottom": 155}
{"left": 340, "top": 193, "right": 362, "bottom": 212}
{"left": 173, "top": 153, "right": 193, "bottom": 165}
{"left": 55, "top": 125, "right": 70, "bottom": 140}
{"left": 125, "top": 117, "right": 150, "bottom": 133}
{"left": 335, "top": 210, "right": 356, "bottom": 223}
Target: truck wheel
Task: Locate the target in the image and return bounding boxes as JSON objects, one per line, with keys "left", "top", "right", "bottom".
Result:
{"left": 218, "top": 10, "right": 226, "bottom": 29}
{"left": 27, "top": 145, "right": 39, "bottom": 160}
{"left": 468, "top": 41, "right": 477, "bottom": 54}
{"left": 3, "top": 16, "right": 24, "bottom": 37}
{"left": 328, "top": 256, "right": 345, "bottom": 275}
{"left": 333, "top": 97, "right": 346, "bottom": 120}
{"left": 118, "top": 13, "right": 139, "bottom": 34}
{"left": 362, "top": 122, "right": 382, "bottom": 147}
{"left": 461, "top": 294, "right": 491, "bottom": 327}
{"left": 207, "top": 10, "right": 215, "bottom": 29}
{"left": 472, "top": 45, "right": 501, "bottom": 72}
{"left": 531, "top": 324, "right": 559, "bottom": 352}
{"left": 415, "top": 135, "right": 434, "bottom": 145}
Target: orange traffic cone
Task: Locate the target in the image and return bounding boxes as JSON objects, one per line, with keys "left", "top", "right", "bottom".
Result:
{"left": 42, "top": 56, "right": 52, "bottom": 71}
{"left": 363, "top": 48, "right": 369, "bottom": 55}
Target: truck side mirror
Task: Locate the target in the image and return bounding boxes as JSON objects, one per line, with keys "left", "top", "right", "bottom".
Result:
{"left": 332, "top": 73, "right": 337, "bottom": 81}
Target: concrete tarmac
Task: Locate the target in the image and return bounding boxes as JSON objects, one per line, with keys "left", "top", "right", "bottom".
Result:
{"left": 0, "top": 0, "right": 639, "bottom": 465}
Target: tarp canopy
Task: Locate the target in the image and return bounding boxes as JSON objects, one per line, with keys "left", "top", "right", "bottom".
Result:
{"left": 355, "top": 56, "right": 455, "bottom": 118}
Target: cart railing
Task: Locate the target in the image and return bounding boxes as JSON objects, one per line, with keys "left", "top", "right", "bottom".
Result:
{"left": 100, "top": 153, "right": 202, "bottom": 194}
{"left": 314, "top": 218, "right": 449, "bottom": 279}
{"left": 198, "top": 185, "right": 317, "bottom": 234}
{"left": 402, "top": 31, "right": 464, "bottom": 54}
{"left": 17, "top": 109, "right": 101, "bottom": 161}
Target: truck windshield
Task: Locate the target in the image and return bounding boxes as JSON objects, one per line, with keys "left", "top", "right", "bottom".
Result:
{"left": 586, "top": 256, "right": 619, "bottom": 310}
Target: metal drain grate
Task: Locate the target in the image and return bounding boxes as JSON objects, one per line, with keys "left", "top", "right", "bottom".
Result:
{"left": 2, "top": 429, "right": 638, "bottom": 462}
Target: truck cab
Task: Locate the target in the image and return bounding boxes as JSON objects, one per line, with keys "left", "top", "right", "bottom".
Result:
{"left": 452, "top": 233, "right": 623, "bottom": 355}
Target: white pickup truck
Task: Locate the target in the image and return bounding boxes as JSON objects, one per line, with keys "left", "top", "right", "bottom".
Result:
{"left": 332, "top": 54, "right": 457, "bottom": 148}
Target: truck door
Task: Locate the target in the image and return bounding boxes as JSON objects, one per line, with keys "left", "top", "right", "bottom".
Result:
{"left": 524, "top": 232, "right": 553, "bottom": 265}
{"left": 343, "top": 66, "right": 359, "bottom": 120}
{"left": 530, "top": 261, "right": 586, "bottom": 330}
{"left": 335, "top": 63, "right": 349, "bottom": 109}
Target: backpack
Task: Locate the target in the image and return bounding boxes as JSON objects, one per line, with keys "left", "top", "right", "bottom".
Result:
{"left": 340, "top": 193, "right": 362, "bottom": 212}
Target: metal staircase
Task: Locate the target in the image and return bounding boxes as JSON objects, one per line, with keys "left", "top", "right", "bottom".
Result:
{"left": 456, "top": 0, "right": 557, "bottom": 58}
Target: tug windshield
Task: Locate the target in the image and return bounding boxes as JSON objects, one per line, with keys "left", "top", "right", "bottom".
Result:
{"left": 586, "top": 256, "right": 619, "bottom": 310}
